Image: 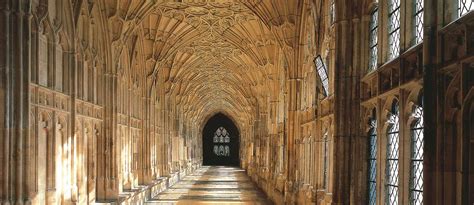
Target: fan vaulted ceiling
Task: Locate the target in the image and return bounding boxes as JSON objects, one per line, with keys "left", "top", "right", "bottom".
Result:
{"left": 101, "top": 0, "right": 299, "bottom": 126}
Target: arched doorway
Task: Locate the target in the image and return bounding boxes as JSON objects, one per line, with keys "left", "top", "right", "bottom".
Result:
{"left": 202, "top": 113, "right": 240, "bottom": 166}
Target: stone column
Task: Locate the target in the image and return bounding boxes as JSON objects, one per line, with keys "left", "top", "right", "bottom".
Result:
{"left": 286, "top": 73, "right": 302, "bottom": 203}
{"left": 96, "top": 69, "right": 119, "bottom": 200}
{"left": 423, "top": 0, "right": 438, "bottom": 204}
{"left": 332, "top": 1, "right": 359, "bottom": 203}
{"left": 348, "top": 16, "right": 364, "bottom": 204}
{"left": 140, "top": 95, "right": 153, "bottom": 184}
{"left": 0, "top": 0, "right": 32, "bottom": 204}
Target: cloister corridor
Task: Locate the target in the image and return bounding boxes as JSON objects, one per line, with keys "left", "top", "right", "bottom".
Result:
{"left": 1, "top": 0, "right": 473, "bottom": 204}
{"left": 146, "top": 166, "right": 271, "bottom": 204}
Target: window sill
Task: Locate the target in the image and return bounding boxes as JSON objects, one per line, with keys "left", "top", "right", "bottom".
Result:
{"left": 440, "top": 10, "right": 474, "bottom": 33}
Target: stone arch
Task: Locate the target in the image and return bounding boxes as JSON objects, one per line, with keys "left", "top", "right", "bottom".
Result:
{"left": 199, "top": 110, "right": 243, "bottom": 135}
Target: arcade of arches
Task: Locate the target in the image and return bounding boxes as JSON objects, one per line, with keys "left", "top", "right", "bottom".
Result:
{"left": 1, "top": 0, "right": 473, "bottom": 204}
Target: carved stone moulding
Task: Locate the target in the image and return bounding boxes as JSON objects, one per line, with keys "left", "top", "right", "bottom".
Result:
{"left": 75, "top": 100, "right": 104, "bottom": 120}
{"left": 30, "top": 85, "right": 71, "bottom": 112}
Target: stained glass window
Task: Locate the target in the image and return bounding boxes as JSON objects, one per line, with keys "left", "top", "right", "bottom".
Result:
{"left": 459, "top": 0, "right": 473, "bottom": 16}
{"left": 369, "top": 8, "right": 379, "bottom": 71}
{"left": 323, "top": 132, "right": 329, "bottom": 189}
{"left": 368, "top": 109, "right": 377, "bottom": 205}
{"left": 314, "top": 55, "right": 329, "bottom": 96}
{"left": 410, "top": 98, "right": 424, "bottom": 205}
{"left": 414, "top": 0, "right": 424, "bottom": 44}
{"left": 388, "top": 0, "right": 401, "bottom": 60}
{"left": 213, "top": 127, "right": 230, "bottom": 157}
{"left": 386, "top": 101, "right": 399, "bottom": 205}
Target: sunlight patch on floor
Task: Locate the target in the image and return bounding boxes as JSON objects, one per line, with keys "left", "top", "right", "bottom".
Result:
{"left": 146, "top": 166, "right": 271, "bottom": 205}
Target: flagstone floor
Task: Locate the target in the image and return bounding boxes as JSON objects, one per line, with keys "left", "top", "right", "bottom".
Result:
{"left": 146, "top": 166, "right": 272, "bottom": 204}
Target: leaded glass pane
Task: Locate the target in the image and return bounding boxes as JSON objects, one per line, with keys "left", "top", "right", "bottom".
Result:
{"left": 414, "top": 0, "right": 424, "bottom": 44}
{"left": 410, "top": 105, "right": 424, "bottom": 205}
{"left": 369, "top": 9, "right": 379, "bottom": 71}
{"left": 385, "top": 103, "right": 399, "bottom": 205}
{"left": 314, "top": 55, "right": 329, "bottom": 96}
{"left": 388, "top": 0, "right": 401, "bottom": 60}
{"left": 368, "top": 114, "right": 377, "bottom": 205}
{"left": 459, "top": 0, "right": 473, "bottom": 16}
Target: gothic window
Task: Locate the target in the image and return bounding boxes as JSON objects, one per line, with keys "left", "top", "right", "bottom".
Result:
{"left": 330, "top": 0, "right": 336, "bottom": 25}
{"left": 386, "top": 101, "right": 400, "bottom": 205}
{"left": 369, "top": 8, "right": 379, "bottom": 71}
{"left": 459, "top": 0, "right": 473, "bottom": 16}
{"left": 213, "top": 127, "right": 230, "bottom": 157}
{"left": 368, "top": 109, "right": 377, "bottom": 205}
{"left": 414, "top": 0, "right": 424, "bottom": 44}
{"left": 388, "top": 0, "right": 401, "bottom": 60}
{"left": 410, "top": 97, "right": 424, "bottom": 205}
{"left": 323, "top": 131, "right": 329, "bottom": 189}
{"left": 314, "top": 55, "right": 329, "bottom": 96}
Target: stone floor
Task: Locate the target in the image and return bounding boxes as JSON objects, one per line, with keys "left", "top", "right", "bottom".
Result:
{"left": 146, "top": 166, "right": 272, "bottom": 204}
